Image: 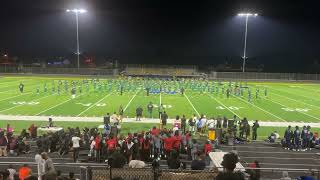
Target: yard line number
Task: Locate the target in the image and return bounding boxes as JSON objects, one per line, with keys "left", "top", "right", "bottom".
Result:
{"left": 216, "top": 106, "right": 244, "bottom": 110}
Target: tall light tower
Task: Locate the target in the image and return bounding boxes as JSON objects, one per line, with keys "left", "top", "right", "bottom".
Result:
{"left": 66, "top": 9, "right": 87, "bottom": 69}
{"left": 238, "top": 13, "right": 258, "bottom": 72}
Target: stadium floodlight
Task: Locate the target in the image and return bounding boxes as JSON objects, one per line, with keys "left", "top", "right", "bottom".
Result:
{"left": 66, "top": 8, "right": 87, "bottom": 69}
{"left": 238, "top": 12, "right": 258, "bottom": 72}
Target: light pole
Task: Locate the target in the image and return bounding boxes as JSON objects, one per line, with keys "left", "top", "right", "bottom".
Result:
{"left": 238, "top": 13, "right": 258, "bottom": 72}
{"left": 66, "top": 9, "right": 87, "bottom": 69}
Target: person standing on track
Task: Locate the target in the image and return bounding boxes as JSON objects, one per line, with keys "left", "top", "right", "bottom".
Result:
{"left": 252, "top": 120, "right": 260, "bottom": 140}
{"left": 136, "top": 106, "right": 143, "bottom": 121}
{"left": 293, "top": 126, "right": 301, "bottom": 151}
{"left": 147, "top": 102, "right": 154, "bottom": 118}
{"left": 284, "top": 126, "right": 292, "bottom": 150}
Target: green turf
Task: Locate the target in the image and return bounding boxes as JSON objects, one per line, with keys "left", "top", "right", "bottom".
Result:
{"left": 0, "top": 76, "right": 320, "bottom": 123}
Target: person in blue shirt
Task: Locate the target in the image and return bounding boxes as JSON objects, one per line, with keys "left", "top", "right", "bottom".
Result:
{"left": 294, "top": 126, "right": 301, "bottom": 151}
{"left": 284, "top": 126, "right": 292, "bottom": 150}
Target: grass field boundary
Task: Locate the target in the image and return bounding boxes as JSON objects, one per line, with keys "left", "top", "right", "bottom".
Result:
{"left": 261, "top": 96, "right": 320, "bottom": 121}
{"left": 0, "top": 92, "right": 32, "bottom": 102}
{"left": 76, "top": 93, "right": 112, "bottom": 116}
{"left": 0, "top": 94, "right": 53, "bottom": 113}
{"left": 233, "top": 95, "right": 286, "bottom": 122}
{"left": 184, "top": 93, "right": 200, "bottom": 117}
{"left": 207, "top": 94, "right": 242, "bottom": 119}
{"left": 124, "top": 90, "right": 140, "bottom": 112}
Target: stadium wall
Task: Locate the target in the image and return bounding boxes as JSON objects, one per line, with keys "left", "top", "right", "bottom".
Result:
{"left": 209, "top": 72, "right": 320, "bottom": 82}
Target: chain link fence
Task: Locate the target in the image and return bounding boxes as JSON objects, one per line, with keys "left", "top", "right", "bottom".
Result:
{"left": 79, "top": 166, "right": 320, "bottom": 180}
{"left": 209, "top": 72, "right": 320, "bottom": 81}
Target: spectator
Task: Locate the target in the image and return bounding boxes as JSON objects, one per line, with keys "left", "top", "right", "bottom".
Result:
{"left": 172, "top": 130, "right": 182, "bottom": 152}
{"left": 95, "top": 135, "right": 102, "bottom": 162}
{"left": 19, "top": 164, "right": 32, "bottom": 180}
{"left": 191, "top": 151, "right": 206, "bottom": 170}
{"left": 106, "top": 135, "right": 117, "bottom": 158}
{"left": 28, "top": 124, "right": 37, "bottom": 139}
{"left": 109, "top": 151, "right": 126, "bottom": 168}
{"left": 71, "top": 133, "right": 81, "bottom": 162}
{"left": 141, "top": 136, "right": 151, "bottom": 162}
{"left": 280, "top": 171, "right": 291, "bottom": 180}
{"left": 181, "top": 115, "right": 187, "bottom": 134}
{"left": 41, "top": 152, "right": 55, "bottom": 174}
{"left": 167, "top": 150, "right": 181, "bottom": 169}
{"left": 136, "top": 106, "right": 143, "bottom": 121}
{"left": 248, "top": 160, "right": 261, "bottom": 180}
{"left": 204, "top": 140, "right": 213, "bottom": 155}
{"left": 188, "top": 117, "right": 196, "bottom": 133}
{"left": 9, "top": 136, "right": 18, "bottom": 156}
{"left": 216, "top": 152, "right": 244, "bottom": 180}
{"left": 161, "top": 111, "right": 168, "bottom": 126}
{"left": 163, "top": 134, "right": 174, "bottom": 158}
{"left": 0, "top": 131, "right": 8, "bottom": 156}
{"left": 7, "top": 165, "right": 16, "bottom": 180}
{"left": 35, "top": 150, "right": 45, "bottom": 179}
{"left": 191, "top": 139, "right": 199, "bottom": 160}
{"left": 69, "top": 172, "right": 76, "bottom": 180}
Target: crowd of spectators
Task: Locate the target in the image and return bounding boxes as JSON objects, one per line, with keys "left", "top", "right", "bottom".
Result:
{"left": 1, "top": 112, "right": 320, "bottom": 180}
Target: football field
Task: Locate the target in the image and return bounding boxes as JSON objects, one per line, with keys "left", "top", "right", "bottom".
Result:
{"left": 0, "top": 76, "right": 320, "bottom": 123}
{"left": 0, "top": 77, "right": 320, "bottom": 122}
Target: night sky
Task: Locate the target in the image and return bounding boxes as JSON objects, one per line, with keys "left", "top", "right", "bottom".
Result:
{"left": 0, "top": 0, "right": 320, "bottom": 72}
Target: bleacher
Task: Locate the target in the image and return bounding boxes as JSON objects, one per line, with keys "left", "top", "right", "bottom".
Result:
{"left": 125, "top": 64, "right": 200, "bottom": 77}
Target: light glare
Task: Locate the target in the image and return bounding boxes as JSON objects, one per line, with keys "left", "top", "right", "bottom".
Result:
{"left": 66, "top": 8, "right": 87, "bottom": 13}
{"left": 238, "top": 13, "right": 258, "bottom": 17}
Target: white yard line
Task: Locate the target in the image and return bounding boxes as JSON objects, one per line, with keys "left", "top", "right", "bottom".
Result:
{"left": 261, "top": 96, "right": 320, "bottom": 121}
{"left": 184, "top": 93, "right": 200, "bottom": 117}
{"left": 35, "top": 96, "right": 78, "bottom": 116}
{"left": 233, "top": 95, "right": 286, "bottom": 122}
{"left": 77, "top": 93, "right": 112, "bottom": 117}
{"left": 0, "top": 92, "right": 32, "bottom": 102}
{"left": 207, "top": 94, "right": 242, "bottom": 119}
{"left": 0, "top": 94, "right": 52, "bottom": 113}
{"left": 124, "top": 90, "right": 140, "bottom": 112}
{"left": 159, "top": 91, "right": 162, "bottom": 105}
{"left": 270, "top": 92, "right": 320, "bottom": 110}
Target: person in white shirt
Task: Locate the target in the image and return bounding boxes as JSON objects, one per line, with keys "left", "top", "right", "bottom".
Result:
{"left": 35, "top": 151, "right": 45, "bottom": 180}
{"left": 7, "top": 165, "right": 16, "bottom": 180}
{"left": 72, "top": 134, "right": 81, "bottom": 162}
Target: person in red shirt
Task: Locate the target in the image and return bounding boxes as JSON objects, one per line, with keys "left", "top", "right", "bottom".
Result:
{"left": 204, "top": 140, "right": 212, "bottom": 155}
{"left": 172, "top": 131, "right": 182, "bottom": 152}
{"left": 151, "top": 126, "right": 159, "bottom": 136}
{"left": 19, "top": 164, "right": 32, "bottom": 180}
{"left": 106, "top": 135, "right": 117, "bottom": 157}
{"left": 163, "top": 134, "right": 174, "bottom": 158}
{"left": 95, "top": 135, "right": 101, "bottom": 162}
